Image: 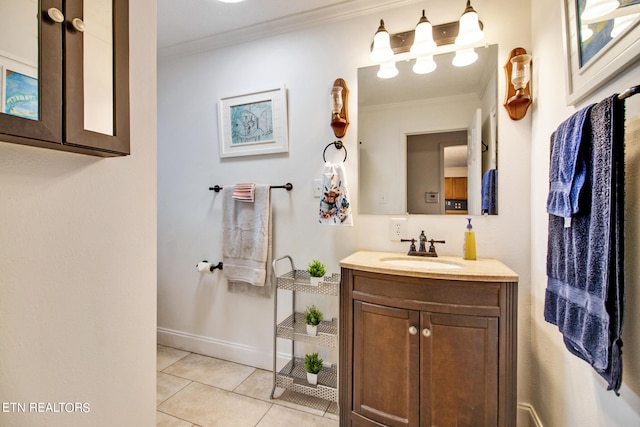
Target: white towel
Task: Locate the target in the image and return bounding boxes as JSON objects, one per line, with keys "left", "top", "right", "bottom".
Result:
{"left": 319, "top": 162, "right": 353, "bottom": 226}
{"left": 222, "top": 185, "right": 271, "bottom": 286}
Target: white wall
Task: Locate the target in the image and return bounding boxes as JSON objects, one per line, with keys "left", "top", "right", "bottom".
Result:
{"left": 0, "top": 1, "right": 157, "bottom": 426}
{"left": 530, "top": 1, "right": 640, "bottom": 426}
{"left": 157, "top": 0, "right": 533, "bottom": 419}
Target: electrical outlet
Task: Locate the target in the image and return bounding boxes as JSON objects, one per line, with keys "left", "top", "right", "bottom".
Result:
{"left": 389, "top": 218, "right": 407, "bottom": 241}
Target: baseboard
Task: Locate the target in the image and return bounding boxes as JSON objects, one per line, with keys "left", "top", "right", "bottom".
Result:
{"left": 157, "top": 327, "right": 290, "bottom": 370}
{"left": 517, "top": 402, "right": 543, "bottom": 427}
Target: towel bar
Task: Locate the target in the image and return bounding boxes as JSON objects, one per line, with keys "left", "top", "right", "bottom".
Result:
{"left": 209, "top": 183, "right": 293, "bottom": 192}
{"left": 618, "top": 84, "right": 640, "bottom": 100}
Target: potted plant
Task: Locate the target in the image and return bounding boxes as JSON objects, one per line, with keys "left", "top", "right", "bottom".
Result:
{"left": 304, "top": 305, "right": 324, "bottom": 336}
{"left": 304, "top": 352, "right": 323, "bottom": 385}
{"left": 307, "top": 260, "right": 327, "bottom": 286}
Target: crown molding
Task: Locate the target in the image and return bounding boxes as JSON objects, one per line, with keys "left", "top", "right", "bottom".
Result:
{"left": 158, "top": 0, "right": 422, "bottom": 61}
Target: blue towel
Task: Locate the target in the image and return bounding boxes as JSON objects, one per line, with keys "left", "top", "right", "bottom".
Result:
{"left": 546, "top": 103, "right": 594, "bottom": 218}
{"left": 481, "top": 169, "right": 498, "bottom": 215}
{"left": 544, "top": 95, "right": 625, "bottom": 394}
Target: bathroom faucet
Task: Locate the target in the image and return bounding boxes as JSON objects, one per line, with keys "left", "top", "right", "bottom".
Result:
{"left": 401, "top": 231, "right": 445, "bottom": 257}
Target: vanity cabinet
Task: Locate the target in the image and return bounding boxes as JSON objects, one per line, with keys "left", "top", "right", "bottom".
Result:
{"left": 0, "top": 0, "right": 129, "bottom": 156}
{"left": 339, "top": 260, "right": 518, "bottom": 427}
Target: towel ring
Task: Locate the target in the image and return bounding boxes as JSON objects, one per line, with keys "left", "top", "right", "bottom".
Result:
{"left": 323, "top": 141, "right": 348, "bottom": 163}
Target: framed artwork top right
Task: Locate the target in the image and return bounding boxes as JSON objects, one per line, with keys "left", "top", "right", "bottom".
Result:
{"left": 563, "top": 0, "right": 640, "bottom": 105}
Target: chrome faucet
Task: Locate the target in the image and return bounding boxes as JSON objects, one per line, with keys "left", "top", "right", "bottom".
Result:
{"left": 401, "top": 231, "right": 445, "bottom": 257}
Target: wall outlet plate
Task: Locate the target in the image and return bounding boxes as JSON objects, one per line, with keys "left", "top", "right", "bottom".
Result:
{"left": 390, "top": 218, "right": 407, "bottom": 241}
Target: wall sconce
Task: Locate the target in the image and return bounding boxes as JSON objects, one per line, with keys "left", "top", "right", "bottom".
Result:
{"left": 330, "top": 78, "right": 349, "bottom": 138}
{"left": 503, "top": 47, "right": 532, "bottom": 121}
{"left": 369, "top": 1, "right": 484, "bottom": 79}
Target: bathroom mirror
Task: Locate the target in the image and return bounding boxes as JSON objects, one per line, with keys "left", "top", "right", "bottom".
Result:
{"left": 359, "top": 44, "right": 498, "bottom": 215}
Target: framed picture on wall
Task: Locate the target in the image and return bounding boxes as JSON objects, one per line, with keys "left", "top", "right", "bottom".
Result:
{"left": 217, "top": 86, "right": 288, "bottom": 158}
{"left": 562, "top": 0, "right": 640, "bottom": 105}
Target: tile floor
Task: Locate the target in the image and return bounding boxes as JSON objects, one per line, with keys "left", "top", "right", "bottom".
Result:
{"left": 157, "top": 345, "right": 339, "bottom": 427}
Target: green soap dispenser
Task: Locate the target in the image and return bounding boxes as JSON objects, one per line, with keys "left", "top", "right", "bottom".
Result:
{"left": 463, "top": 218, "right": 476, "bottom": 260}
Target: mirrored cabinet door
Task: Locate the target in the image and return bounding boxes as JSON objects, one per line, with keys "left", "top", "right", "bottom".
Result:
{"left": 0, "top": 0, "right": 63, "bottom": 145}
{"left": 0, "top": 0, "right": 129, "bottom": 156}
{"left": 65, "top": 0, "right": 129, "bottom": 155}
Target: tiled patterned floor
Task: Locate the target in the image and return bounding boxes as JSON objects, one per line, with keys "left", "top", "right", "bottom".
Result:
{"left": 157, "top": 345, "right": 339, "bottom": 427}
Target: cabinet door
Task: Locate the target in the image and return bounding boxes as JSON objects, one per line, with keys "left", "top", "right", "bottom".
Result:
{"left": 64, "top": 0, "right": 129, "bottom": 155}
{"left": 353, "top": 301, "right": 419, "bottom": 427}
{"left": 421, "top": 312, "right": 498, "bottom": 427}
{"left": 0, "top": 0, "right": 63, "bottom": 146}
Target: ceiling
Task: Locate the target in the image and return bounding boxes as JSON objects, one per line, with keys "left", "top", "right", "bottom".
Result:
{"left": 157, "top": 0, "right": 422, "bottom": 57}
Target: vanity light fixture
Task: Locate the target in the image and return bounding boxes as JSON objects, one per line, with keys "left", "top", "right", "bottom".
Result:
{"left": 581, "top": 0, "right": 620, "bottom": 21}
{"left": 330, "top": 78, "right": 349, "bottom": 138}
{"left": 503, "top": 47, "right": 532, "bottom": 121}
{"left": 369, "top": 1, "right": 484, "bottom": 79}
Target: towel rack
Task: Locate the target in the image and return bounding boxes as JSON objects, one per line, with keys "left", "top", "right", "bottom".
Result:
{"left": 323, "top": 140, "right": 348, "bottom": 162}
{"left": 617, "top": 85, "right": 640, "bottom": 100}
{"left": 209, "top": 183, "right": 293, "bottom": 192}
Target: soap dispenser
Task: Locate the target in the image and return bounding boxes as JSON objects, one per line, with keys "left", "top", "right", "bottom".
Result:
{"left": 463, "top": 218, "right": 477, "bottom": 260}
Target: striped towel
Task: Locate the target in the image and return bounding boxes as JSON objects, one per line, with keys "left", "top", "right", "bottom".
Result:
{"left": 233, "top": 183, "right": 256, "bottom": 202}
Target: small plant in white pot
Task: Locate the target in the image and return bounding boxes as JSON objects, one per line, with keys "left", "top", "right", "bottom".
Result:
{"left": 304, "top": 305, "right": 324, "bottom": 336}
{"left": 307, "top": 260, "right": 326, "bottom": 286}
{"left": 304, "top": 352, "right": 323, "bottom": 385}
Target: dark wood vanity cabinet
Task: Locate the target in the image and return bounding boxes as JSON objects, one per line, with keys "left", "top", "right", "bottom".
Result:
{"left": 340, "top": 268, "right": 517, "bottom": 427}
{"left": 0, "top": 0, "right": 129, "bottom": 156}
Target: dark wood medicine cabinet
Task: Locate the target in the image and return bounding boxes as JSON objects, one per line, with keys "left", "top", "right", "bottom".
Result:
{"left": 0, "top": 0, "right": 129, "bottom": 157}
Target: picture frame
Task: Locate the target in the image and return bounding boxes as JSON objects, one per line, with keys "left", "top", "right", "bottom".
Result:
{"left": 217, "top": 85, "right": 288, "bottom": 158}
{"left": 562, "top": 0, "right": 640, "bottom": 105}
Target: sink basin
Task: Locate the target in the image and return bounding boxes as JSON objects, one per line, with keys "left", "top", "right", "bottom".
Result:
{"left": 381, "top": 258, "right": 463, "bottom": 270}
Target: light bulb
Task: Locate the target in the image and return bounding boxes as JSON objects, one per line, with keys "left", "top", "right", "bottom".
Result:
{"left": 413, "top": 56, "right": 437, "bottom": 74}
{"left": 370, "top": 20, "right": 394, "bottom": 63}
{"left": 410, "top": 10, "right": 437, "bottom": 56}
{"left": 452, "top": 48, "right": 478, "bottom": 67}
{"left": 377, "top": 61, "right": 399, "bottom": 79}
{"left": 456, "top": 1, "right": 484, "bottom": 46}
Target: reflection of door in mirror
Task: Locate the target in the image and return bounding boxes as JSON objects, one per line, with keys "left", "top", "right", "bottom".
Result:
{"left": 407, "top": 131, "right": 467, "bottom": 215}
{"left": 0, "top": 0, "right": 39, "bottom": 120}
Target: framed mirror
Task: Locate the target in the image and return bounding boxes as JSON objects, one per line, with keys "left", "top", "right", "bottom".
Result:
{"left": 358, "top": 44, "right": 498, "bottom": 215}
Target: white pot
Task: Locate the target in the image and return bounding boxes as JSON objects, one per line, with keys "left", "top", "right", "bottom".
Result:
{"left": 306, "top": 372, "right": 318, "bottom": 385}
{"left": 309, "top": 276, "right": 324, "bottom": 286}
{"left": 306, "top": 324, "right": 318, "bottom": 336}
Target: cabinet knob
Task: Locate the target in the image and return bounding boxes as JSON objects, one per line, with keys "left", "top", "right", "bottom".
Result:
{"left": 408, "top": 326, "right": 418, "bottom": 335}
{"left": 422, "top": 328, "right": 432, "bottom": 337}
{"left": 47, "top": 7, "right": 65, "bottom": 23}
{"left": 71, "top": 17, "right": 86, "bottom": 32}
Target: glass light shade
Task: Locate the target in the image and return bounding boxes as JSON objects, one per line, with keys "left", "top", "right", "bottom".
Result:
{"left": 331, "top": 86, "right": 343, "bottom": 115}
{"left": 410, "top": 10, "right": 437, "bottom": 56}
{"left": 581, "top": 0, "right": 620, "bottom": 21}
{"left": 370, "top": 20, "right": 394, "bottom": 63}
{"left": 610, "top": 14, "right": 638, "bottom": 38}
{"left": 377, "top": 61, "right": 399, "bottom": 79}
{"left": 452, "top": 48, "right": 478, "bottom": 67}
{"left": 455, "top": 1, "right": 484, "bottom": 46}
{"left": 413, "top": 55, "right": 437, "bottom": 74}
{"left": 510, "top": 54, "right": 532, "bottom": 90}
